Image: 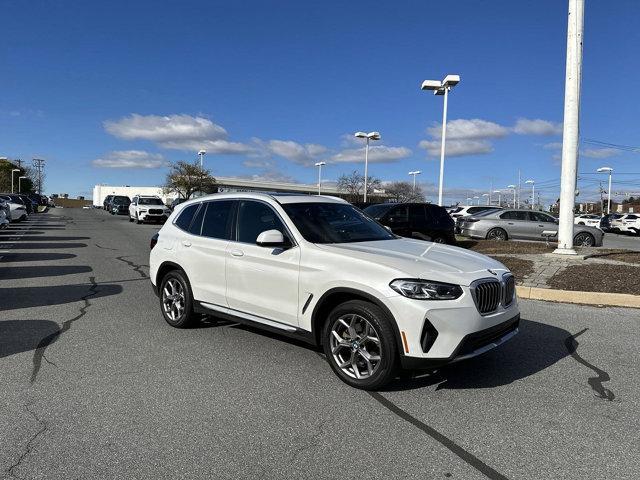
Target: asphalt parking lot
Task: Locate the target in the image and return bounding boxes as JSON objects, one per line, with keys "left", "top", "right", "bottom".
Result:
{"left": 1, "top": 208, "right": 639, "bottom": 480}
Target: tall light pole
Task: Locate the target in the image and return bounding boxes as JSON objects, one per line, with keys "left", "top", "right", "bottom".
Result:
{"left": 525, "top": 179, "right": 535, "bottom": 209}
{"left": 11, "top": 168, "right": 20, "bottom": 193}
{"left": 555, "top": 0, "right": 585, "bottom": 255}
{"left": 482, "top": 193, "right": 490, "bottom": 205}
{"left": 315, "top": 161, "right": 326, "bottom": 195}
{"left": 18, "top": 176, "right": 27, "bottom": 193}
{"left": 494, "top": 190, "right": 502, "bottom": 207}
{"left": 198, "top": 149, "right": 206, "bottom": 168}
{"left": 354, "top": 131, "right": 381, "bottom": 203}
{"left": 473, "top": 195, "right": 480, "bottom": 206}
{"left": 466, "top": 197, "right": 472, "bottom": 204}
{"left": 597, "top": 167, "right": 613, "bottom": 214}
{"left": 507, "top": 185, "right": 517, "bottom": 207}
{"left": 408, "top": 170, "right": 421, "bottom": 191}
{"left": 421, "top": 74, "right": 461, "bottom": 207}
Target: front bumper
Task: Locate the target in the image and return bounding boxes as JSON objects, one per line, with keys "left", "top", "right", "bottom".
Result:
{"left": 138, "top": 212, "right": 168, "bottom": 222}
{"left": 384, "top": 282, "right": 520, "bottom": 369}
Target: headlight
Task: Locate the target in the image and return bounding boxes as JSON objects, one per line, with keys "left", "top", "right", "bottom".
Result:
{"left": 390, "top": 279, "right": 463, "bottom": 300}
{"left": 139, "top": 208, "right": 147, "bottom": 212}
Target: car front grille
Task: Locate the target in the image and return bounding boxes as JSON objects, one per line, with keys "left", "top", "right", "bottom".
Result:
{"left": 471, "top": 275, "right": 516, "bottom": 315}
{"left": 503, "top": 275, "right": 515, "bottom": 306}
{"left": 149, "top": 209, "right": 163, "bottom": 214}
{"left": 473, "top": 280, "right": 502, "bottom": 314}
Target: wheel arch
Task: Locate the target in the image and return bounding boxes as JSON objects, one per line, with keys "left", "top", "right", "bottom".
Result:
{"left": 310, "top": 287, "right": 403, "bottom": 353}
{"left": 155, "top": 261, "right": 187, "bottom": 289}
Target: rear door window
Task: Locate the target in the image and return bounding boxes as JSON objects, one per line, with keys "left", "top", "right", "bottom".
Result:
{"left": 236, "top": 200, "right": 287, "bottom": 244}
{"left": 500, "top": 211, "right": 528, "bottom": 221}
{"left": 201, "top": 201, "right": 235, "bottom": 239}
{"left": 409, "top": 205, "right": 427, "bottom": 228}
{"left": 174, "top": 204, "right": 199, "bottom": 231}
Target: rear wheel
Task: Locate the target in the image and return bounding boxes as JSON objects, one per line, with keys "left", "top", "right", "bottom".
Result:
{"left": 431, "top": 235, "right": 446, "bottom": 244}
{"left": 486, "top": 227, "right": 508, "bottom": 241}
{"left": 159, "top": 270, "right": 196, "bottom": 328}
{"left": 323, "top": 300, "right": 398, "bottom": 390}
{"left": 573, "top": 232, "right": 595, "bottom": 246}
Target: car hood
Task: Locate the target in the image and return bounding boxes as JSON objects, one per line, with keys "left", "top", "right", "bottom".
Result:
{"left": 316, "top": 238, "right": 508, "bottom": 287}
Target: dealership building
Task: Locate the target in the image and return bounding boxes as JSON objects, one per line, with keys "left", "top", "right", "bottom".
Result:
{"left": 92, "top": 176, "right": 344, "bottom": 206}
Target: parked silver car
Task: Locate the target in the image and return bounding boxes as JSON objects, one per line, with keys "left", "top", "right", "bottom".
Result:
{"left": 459, "top": 209, "right": 604, "bottom": 246}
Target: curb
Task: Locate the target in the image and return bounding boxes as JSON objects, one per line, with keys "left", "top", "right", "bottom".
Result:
{"left": 516, "top": 286, "right": 640, "bottom": 309}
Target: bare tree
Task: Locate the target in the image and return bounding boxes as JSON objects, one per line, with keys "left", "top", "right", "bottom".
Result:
{"left": 163, "top": 161, "right": 217, "bottom": 199}
{"left": 336, "top": 170, "right": 382, "bottom": 203}
{"left": 0, "top": 158, "right": 34, "bottom": 193}
{"left": 385, "top": 181, "right": 425, "bottom": 203}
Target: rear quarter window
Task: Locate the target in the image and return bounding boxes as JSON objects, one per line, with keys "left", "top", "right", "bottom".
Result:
{"left": 174, "top": 204, "right": 199, "bottom": 231}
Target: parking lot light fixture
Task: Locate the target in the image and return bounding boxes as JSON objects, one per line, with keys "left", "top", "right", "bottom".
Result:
{"left": 315, "top": 161, "right": 326, "bottom": 195}
{"left": 493, "top": 190, "right": 502, "bottom": 206}
{"left": 473, "top": 195, "right": 480, "bottom": 206}
{"left": 482, "top": 193, "right": 490, "bottom": 205}
{"left": 466, "top": 197, "right": 472, "bottom": 204}
{"left": 421, "top": 74, "right": 460, "bottom": 207}
{"left": 354, "top": 131, "right": 381, "bottom": 203}
{"left": 11, "top": 168, "right": 20, "bottom": 193}
{"left": 197, "top": 150, "right": 206, "bottom": 168}
{"left": 18, "top": 175, "right": 27, "bottom": 193}
{"left": 525, "top": 179, "right": 535, "bottom": 209}
{"left": 507, "top": 185, "right": 517, "bottom": 208}
{"left": 597, "top": 167, "right": 613, "bottom": 214}
{"left": 408, "top": 170, "right": 421, "bottom": 191}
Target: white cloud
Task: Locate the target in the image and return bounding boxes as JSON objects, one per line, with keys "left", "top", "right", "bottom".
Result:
{"left": 264, "top": 140, "right": 327, "bottom": 166}
{"left": 328, "top": 145, "right": 412, "bottom": 164}
{"left": 513, "top": 118, "right": 563, "bottom": 136}
{"left": 543, "top": 141, "right": 563, "bottom": 150}
{"left": 92, "top": 150, "right": 167, "bottom": 169}
{"left": 419, "top": 139, "right": 493, "bottom": 157}
{"left": 427, "top": 119, "right": 509, "bottom": 140}
{"left": 104, "top": 114, "right": 255, "bottom": 154}
{"left": 242, "top": 158, "right": 274, "bottom": 168}
{"left": 581, "top": 147, "right": 619, "bottom": 159}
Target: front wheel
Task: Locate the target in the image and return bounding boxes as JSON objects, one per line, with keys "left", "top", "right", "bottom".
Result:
{"left": 323, "top": 300, "right": 398, "bottom": 390}
{"left": 574, "top": 232, "right": 595, "bottom": 246}
{"left": 136, "top": 213, "right": 142, "bottom": 224}
{"left": 159, "top": 270, "right": 196, "bottom": 328}
{"left": 486, "top": 227, "right": 508, "bottom": 241}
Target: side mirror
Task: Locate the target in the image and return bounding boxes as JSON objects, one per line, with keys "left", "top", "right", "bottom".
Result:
{"left": 256, "top": 229, "right": 287, "bottom": 248}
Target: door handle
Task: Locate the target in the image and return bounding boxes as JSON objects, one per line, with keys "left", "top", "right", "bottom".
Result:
{"left": 507, "top": 222, "right": 514, "bottom": 225}
{"left": 230, "top": 249, "right": 244, "bottom": 257}
{"left": 182, "top": 241, "right": 192, "bottom": 247}
{"left": 538, "top": 224, "right": 544, "bottom": 227}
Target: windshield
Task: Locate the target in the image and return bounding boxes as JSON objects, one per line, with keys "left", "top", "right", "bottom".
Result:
{"left": 138, "top": 198, "right": 164, "bottom": 205}
{"left": 362, "top": 203, "right": 395, "bottom": 219}
{"left": 283, "top": 202, "right": 396, "bottom": 244}
{"left": 113, "top": 196, "right": 130, "bottom": 204}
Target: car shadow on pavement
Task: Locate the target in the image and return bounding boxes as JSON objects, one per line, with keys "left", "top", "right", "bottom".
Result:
{"left": 0, "top": 252, "right": 77, "bottom": 262}
{"left": 0, "top": 283, "right": 123, "bottom": 310}
{"left": 1, "top": 235, "right": 91, "bottom": 241}
{"left": 0, "top": 320, "right": 60, "bottom": 358}
{"left": 385, "top": 318, "right": 571, "bottom": 391}
{"left": 1, "top": 242, "right": 87, "bottom": 249}
{"left": 0, "top": 265, "right": 92, "bottom": 280}
{"left": 0, "top": 230, "right": 46, "bottom": 235}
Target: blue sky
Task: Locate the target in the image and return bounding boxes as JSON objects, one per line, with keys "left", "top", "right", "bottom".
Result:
{"left": 1, "top": 0, "right": 639, "bottom": 205}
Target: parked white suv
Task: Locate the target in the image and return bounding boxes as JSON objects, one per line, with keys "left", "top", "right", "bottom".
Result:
{"left": 615, "top": 214, "right": 640, "bottom": 235}
{"left": 149, "top": 193, "right": 520, "bottom": 389}
{"left": 129, "top": 195, "right": 171, "bottom": 224}
{"left": 574, "top": 213, "right": 601, "bottom": 228}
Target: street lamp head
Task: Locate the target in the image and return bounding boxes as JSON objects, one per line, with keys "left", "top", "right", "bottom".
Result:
{"left": 408, "top": 170, "right": 421, "bottom": 175}
{"left": 493, "top": 190, "right": 501, "bottom": 193}
{"left": 198, "top": 150, "right": 206, "bottom": 155}
{"left": 314, "top": 161, "right": 326, "bottom": 167}
{"left": 421, "top": 79, "right": 441, "bottom": 91}
{"left": 19, "top": 176, "right": 27, "bottom": 179}
{"left": 473, "top": 196, "right": 479, "bottom": 199}
{"left": 507, "top": 184, "right": 516, "bottom": 189}
{"left": 442, "top": 74, "right": 461, "bottom": 87}
{"left": 597, "top": 167, "right": 613, "bottom": 173}
{"left": 367, "top": 132, "right": 381, "bottom": 140}
{"left": 525, "top": 179, "right": 535, "bottom": 184}
{"left": 482, "top": 193, "right": 489, "bottom": 197}
{"left": 12, "top": 168, "right": 20, "bottom": 172}
{"left": 354, "top": 131, "right": 367, "bottom": 139}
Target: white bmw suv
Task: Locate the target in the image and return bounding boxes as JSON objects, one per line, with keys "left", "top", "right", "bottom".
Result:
{"left": 129, "top": 195, "right": 171, "bottom": 224}
{"left": 149, "top": 193, "right": 520, "bottom": 389}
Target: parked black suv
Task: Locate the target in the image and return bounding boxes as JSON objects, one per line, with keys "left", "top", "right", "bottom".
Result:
{"left": 110, "top": 195, "right": 131, "bottom": 215}
{"left": 103, "top": 195, "right": 115, "bottom": 210}
{"left": 363, "top": 202, "right": 456, "bottom": 244}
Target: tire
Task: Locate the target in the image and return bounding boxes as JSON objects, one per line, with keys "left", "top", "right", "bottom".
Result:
{"left": 136, "top": 213, "right": 142, "bottom": 224}
{"left": 322, "top": 300, "right": 398, "bottom": 390}
{"left": 486, "top": 227, "right": 508, "bottom": 241}
{"left": 159, "top": 270, "right": 196, "bottom": 328}
{"left": 573, "top": 232, "right": 595, "bottom": 247}
{"left": 129, "top": 216, "right": 134, "bottom": 222}
{"left": 578, "top": 222, "right": 585, "bottom": 225}
{"left": 431, "top": 236, "right": 446, "bottom": 244}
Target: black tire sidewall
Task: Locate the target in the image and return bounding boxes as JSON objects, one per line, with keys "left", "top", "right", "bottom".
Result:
{"left": 322, "top": 300, "right": 398, "bottom": 390}
{"left": 487, "top": 228, "right": 507, "bottom": 241}
{"left": 159, "top": 270, "right": 195, "bottom": 328}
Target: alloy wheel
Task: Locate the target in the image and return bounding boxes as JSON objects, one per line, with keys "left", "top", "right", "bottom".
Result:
{"left": 574, "top": 233, "right": 594, "bottom": 246}
{"left": 329, "top": 314, "right": 381, "bottom": 380}
{"left": 162, "top": 278, "right": 186, "bottom": 322}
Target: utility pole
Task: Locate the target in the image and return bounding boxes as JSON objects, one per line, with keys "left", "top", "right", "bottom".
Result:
{"left": 517, "top": 170, "right": 521, "bottom": 209}
{"left": 555, "top": 0, "right": 584, "bottom": 255}
{"left": 599, "top": 181, "right": 604, "bottom": 215}
{"left": 33, "top": 158, "right": 46, "bottom": 194}
{"left": 489, "top": 179, "right": 493, "bottom": 205}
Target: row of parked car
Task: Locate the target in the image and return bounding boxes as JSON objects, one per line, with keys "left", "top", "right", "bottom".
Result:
{"left": 0, "top": 193, "right": 51, "bottom": 228}
{"left": 575, "top": 212, "right": 640, "bottom": 235}
{"left": 101, "top": 194, "right": 172, "bottom": 224}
